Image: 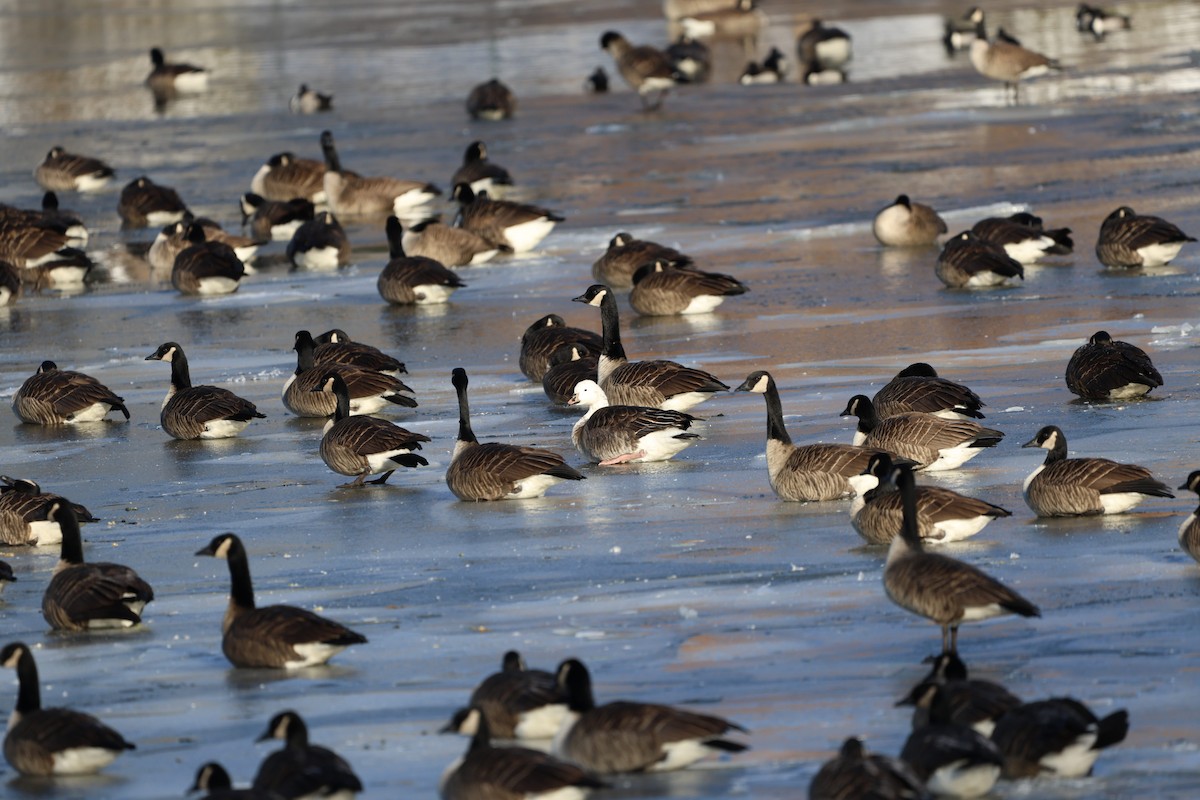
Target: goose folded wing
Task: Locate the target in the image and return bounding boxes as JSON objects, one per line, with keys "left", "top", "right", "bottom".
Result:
{"left": 337, "top": 418, "right": 429, "bottom": 456}
{"left": 591, "top": 406, "right": 696, "bottom": 438}
{"left": 11, "top": 708, "right": 132, "bottom": 753}
{"left": 173, "top": 386, "right": 261, "bottom": 422}
{"left": 250, "top": 604, "right": 366, "bottom": 645}
{"left": 614, "top": 360, "right": 727, "bottom": 394}
{"left": 52, "top": 568, "right": 149, "bottom": 623}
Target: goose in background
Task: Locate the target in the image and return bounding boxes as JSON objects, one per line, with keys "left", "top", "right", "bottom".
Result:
{"left": 943, "top": 7, "right": 980, "bottom": 54}
{"left": 569, "top": 380, "right": 701, "bottom": 464}
{"left": 873, "top": 363, "right": 985, "bottom": 420}
{"left": 0, "top": 642, "right": 135, "bottom": 776}
{"left": 145, "top": 342, "right": 266, "bottom": 440}
{"left": 146, "top": 47, "right": 208, "bottom": 94}
{"left": 809, "top": 737, "right": 928, "bottom": 800}
{"left": 1021, "top": 425, "right": 1173, "bottom": 517}
{"left": 552, "top": 658, "right": 748, "bottom": 773}
{"left": 1095, "top": 205, "right": 1195, "bottom": 268}
{"left": 592, "top": 231, "right": 695, "bottom": 288}
{"left": 667, "top": 35, "right": 712, "bottom": 83}
{"left": 147, "top": 220, "right": 191, "bottom": 270}
{"left": 399, "top": 218, "right": 499, "bottom": 267}
{"left": 1065, "top": 330, "right": 1162, "bottom": 401}
{"left": 189, "top": 761, "right": 273, "bottom": 799}
{"left": 584, "top": 66, "right": 609, "bottom": 93}
{"left": 290, "top": 83, "right": 333, "bottom": 113}
{"left": 189, "top": 217, "right": 260, "bottom": 263}
{"left": 442, "top": 651, "right": 570, "bottom": 741}
{"left": 519, "top": 313, "right": 602, "bottom": 382}
{"left": 936, "top": 231, "right": 1024, "bottom": 288}
{"left": 34, "top": 146, "right": 114, "bottom": 193}
{"left": 629, "top": 260, "right": 746, "bottom": 316}
{"left": 0, "top": 562, "right": 12, "bottom": 592}
{"left": 0, "top": 195, "right": 85, "bottom": 246}
{"left": 1076, "top": 3, "right": 1132, "bottom": 39}
{"left": 739, "top": 47, "right": 786, "bottom": 85}
{"left": 1178, "top": 471, "right": 1200, "bottom": 564}
{"left": 573, "top": 284, "right": 728, "bottom": 411}
{"left": 679, "top": 0, "right": 765, "bottom": 39}
{"left": 42, "top": 502, "right": 154, "bottom": 631}
{"left": 542, "top": 344, "right": 598, "bottom": 406}
{"left": 840, "top": 395, "right": 1003, "bottom": 471}
{"left": 314, "top": 372, "right": 429, "bottom": 486}
{"left": 377, "top": 216, "right": 466, "bottom": 305}
{"left": 39, "top": 192, "right": 88, "bottom": 244}
{"left": 900, "top": 723, "right": 1003, "bottom": 799}
{"left": 320, "top": 130, "right": 440, "bottom": 218}
{"left": 117, "top": 176, "right": 189, "bottom": 228}
{"left": 250, "top": 151, "right": 327, "bottom": 204}
{"left": 287, "top": 211, "right": 351, "bottom": 270}
{"left": 663, "top": 0, "right": 736, "bottom": 20}
{"left": 284, "top": 330, "right": 416, "bottom": 417}
{"left": 11, "top": 359, "right": 129, "bottom": 424}
{"left": 991, "top": 698, "right": 1129, "bottom": 778}
{"left": 446, "top": 368, "right": 585, "bottom": 501}
{"left": 172, "top": 222, "right": 246, "bottom": 295}
{"left": 23, "top": 247, "right": 93, "bottom": 290}
{"left": 599, "top": 31, "right": 680, "bottom": 111}
{"left": 897, "top": 652, "right": 1022, "bottom": 737}
{"left": 253, "top": 711, "right": 363, "bottom": 799}
{"left": 313, "top": 329, "right": 406, "bottom": 376}
{"left": 797, "top": 18, "right": 853, "bottom": 83}
{"left": 240, "top": 193, "right": 315, "bottom": 242}
{"left": 452, "top": 183, "right": 563, "bottom": 254}
{"left": 466, "top": 78, "right": 516, "bottom": 120}
{"left": 0, "top": 475, "right": 98, "bottom": 547}
{"left": 971, "top": 212, "right": 1073, "bottom": 263}
{"left": 196, "top": 533, "right": 368, "bottom": 669}
{"left": 0, "top": 216, "right": 72, "bottom": 268}
{"left": 451, "top": 141, "right": 513, "bottom": 197}
{"left": 0, "top": 259, "right": 19, "bottom": 304}
{"left": 873, "top": 195, "right": 947, "bottom": 247}
{"left": 968, "top": 9, "right": 1060, "bottom": 102}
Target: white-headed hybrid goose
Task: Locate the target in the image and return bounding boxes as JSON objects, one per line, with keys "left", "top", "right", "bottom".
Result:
{"left": 519, "top": 314, "right": 603, "bottom": 382}
{"left": 1178, "top": 471, "right": 1200, "bottom": 564}
{"left": 451, "top": 141, "right": 513, "bottom": 198}
{"left": 629, "top": 260, "right": 746, "bottom": 316}
{"left": 196, "top": 532, "right": 368, "bottom": 669}
{"left": 377, "top": 216, "right": 466, "bottom": 305}
{"left": 117, "top": 176, "right": 189, "bottom": 228}
{"left": 145, "top": 47, "right": 208, "bottom": 94}
{"left": 968, "top": 9, "right": 1060, "bottom": 102}
{"left": 552, "top": 658, "right": 747, "bottom": 773}
{"left": 573, "top": 284, "right": 728, "bottom": 411}
{"left": 971, "top": 212, "right": 1073, "bottom": 264}
{"left": 841, "top": 395, "right": 1003, "bottom": 471}
{"left": 250, "top": 151, "right": 327, "bottom": 204}
{"left": 441, "top": 707, "right": 605, "bottom": 800}
{"left": 401, "top": 219, "right": 499, "bottom": 266}
{"left": 873, "top": 363, "right": 985, "bottom": 420}
{"left": 991, "top": 698, "right": 1129, "bottom": 779}
{"left": 0, "top": 475, "right": 98, "bottom": 547}
{"left": 1076, "top": 3, "right": 1132, "bottom": 39}
{"left": 253, "top": 711, "right": 362, "bottom": 798}
{"left": 12, "top": 359, "right": 129, "bottom": 424}
{"left": 442, "top": 651, "right": 570, "bottom": 741}
{"left": 896, "top": 652, "right": 1022, "bottom": 738}
{"left": 320, "top": 130, "right": 440, "bottom": 218}
{"left": 599, "top": 31, "right": 679, "bottom": 111}
{"left": 172, "top": 222, "right": 246, "bottom": 296}
{"left": 936, "top": 231, "right": 1024, "bottom": 288}
{"left": 809, "top": 737, "right": 927, "bottom": 800}
{"left": 569, "top": 380, "right": 700, "bottom": 464}
{"left": 452, "top": 183, "right": 563, "bottom": 254}
{"left": 873, "top": 195, "right": 947, "bottom": 247}
{"left": 591, "top": 231, "right": 694, "bottom": 289}
{"left": 145, "top": 342, "right": 266, "bottom": 440}
{"left": 190, "top": 761, "right": 270, "bottom": 799}
{"left": 240, "top": 193, "right": 315, "bottom": 242}
{"left": 287, "top": 211, "right": 351, "bottom": 271}
{"left": 1065, "top": 330, "right": 1162, "bottom": 401}
{"left": 1021, "top": 425, "right": 1173, "bottom": 517}
{"left": 446, "top": 368, "right": 585, "bottom": 501}
{"left": 883, "top": 463, "right": 1039, "bottom": 654}
{"left": 42, "top": 502, "right": 154, "bottom": 631}
{"left": 1095, "top": 205, "right": 1196, "bottom": 268}
{"left": 542, "top": 345, "right": 598, "bottom": 406}
{"left": 285, "top": 330, "right": 417, "bottom": 417}
{"left": 313, "top": 329, "right": 406, "bottom": 376}
{"left": 900, "top": 723, "right": 1003, "bottom": 799}
{"left": 668, "top": 35, "right": 712, "bottom": 83}
{"left": 35, "top": 146, "right": 115, "bottom": 193}
{"left": 0, "top": 642, "right": 135, "bottom": 776}
{"left": 466, "top": 78, "right": 516, "bottom": 120}
{"left": 797, "top": 19, "right": 853, "bottom": 72}
{"left": 315, "top": 372, "right": 429, "bottom": 487}
{"left": 289, "top": 83, "right": 333, "bottom": 114}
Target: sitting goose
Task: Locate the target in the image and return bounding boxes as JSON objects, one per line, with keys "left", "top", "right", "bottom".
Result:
{"left": 897, "top": 652, "right": 1023, "bottom": 737}
{"left": 591, "top": 231, "right": 694, "bottom": 289}
{"left": 1179, "top": 471, "right": 1200, "bottom": 564}
{"left": 569, "top": 380, "right": 700, "bottom": 465}
{"left": 147, "top": 219, "right": 192, "bottom": 271}
{"left": 1, "top": 642, "right": 135, "bottom": 776}
{"left": 936, "top": 231, "right": 1024, "bottom": 288}
{"left": 250, "top": 151, "right": 326, "bottom": 204}
{"left": 145, "top": 342, "right": 266, "bottom": 440}
{"left": 841, "top": 395, "right": 1003, "bottom": 471}
{"left": 0, "top": 475, "right": 97, "bottom": 547}
{"left": 284, "top": 330, "right": 416, "bottom": 418}
{"left": 289, "top": 83, "right": 333, "bottom": 114}
{"left": 377, "top": 216, "right": 467, "bottom": 305}
{"left": 12, "top": 359, "right": 129, "bottom": 424}
{"left": 573, "top": 284, "right": 728, "bottom": 411}
{"left": 442, "top": 651, "right": 570, "bottom": 741}
{"left": 117, "top": 175, "right": 189, "bottom": 228}
{"left": 172, "top": 222, "right": 246, "bottom": 295}
{"left": 899, "top": 724, "right": 1003, "bottom": 799}
{"left": 253, "top": 711, "right": 362, "bottom": 798}
{"left": 452, "top": 183, "right": 563, "bottom": 254}
{"left": 873, "top": 195, "right": 947, "bottom": 248}
{"left": 240, "top": 193, "right": 315, "bottom": 242}
{"left": 145, "top": 47, "right": 208, "bottom": 94}
{"left": 446, "top": 368, "right": 584, "bottom": 501}
{"left": 1095, "top": 206, "right": 1195, "bottom": 268}
{"left": 313, "top": 329, "right": 406, "bottom": 376}
{"left": 320, "top": 130, "right": 440, "bottom": 218}
{"left": 1021, "top": 425, "right": 1173, "bottom": 517}
{"left": 196, "top": 532, "right": 368, "bottom": 669}
{"left": 189, "top": 762, "right": 267, "bottom": 799}
{"left": 991, "top": 698, "right": 1129, "bottom": 779}
{"left": 971, "top": 213, "right": 1073, "bottom": 264}
{"left": 809, "top": 737, "right": 927, "bottom": 800}
{"left": 450, "top": 140, "right": 513, "bottom": 197}
{"left": 466, "top": 78, "right": 516, "bottom": 120}
{"left": 1065, "top": 330, "right": 1162, "bottom": 401}
{"left": 542, "top": 344, "right": 598, "bottom": 406}
{"left": 314, "top": 372, "right": 429, "bottom": 487}
{"left": 872, "top": 363, "right": 985, "bottom": 420}
{"left": 286, "top": 211, "right": 351, "bottom": 271}
{"left": 400, "top": 219, "right": 499, "bottom": 267}
{"left": 35, "top": 146, "right": 115, "bottom": 193}
{"left": 519, "top": 313, "right": 602, "bottom": 382}
{"left": 628, "top": 260, "right": 746, "bottom": 316}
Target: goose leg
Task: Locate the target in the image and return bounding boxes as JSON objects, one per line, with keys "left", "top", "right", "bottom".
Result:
{"left": 368, "top": 470, "right": 395, "bottom": 485}
{"left": 599, "top": 450, "right": 646, "bottom": 466}
{"left": 941, "top": 625, "right": 951, "bottom": 654}
{"left": 342, "top": 472, "right": 370, "bottom": 488}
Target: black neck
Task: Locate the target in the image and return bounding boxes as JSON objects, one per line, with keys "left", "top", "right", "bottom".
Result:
{"left": 285, "top": 717, "right": 310, "bottom": 750}
{"left": 225, "top": 539, "right": 257, "bottom": 610}
{"left": 468, "top": 709, "right": 493, "bottom": 752}
{"left": 330, "top": 375, "right": 351, "bottom": 422}
{"left": 57, "top": 504, "right": 85, "bottom": 565}
{"left": 598, "top": 291, "right": 627, "bottom": 361}
{"left": 560, "top": 661, "right": 596, "bottom": 713}
{"left": 896, "top": 466, "right": 923, "bottom": 550}
{"left": 454, "top": 375, "right": 478, "bottom": 444}
{"left": 761, "top": 377, "right": 792, "bottom": 445}
{"left": 1044, "top": 436, "right": 1067, "bottom": 465}
{"left": 295, "top": 332, "right": 316, "bottom": 373}
{"left": 856, "top": 398, "right": 880, "bottom": 435}
{"left": 170, "top": 349, "right": 193, "bottom": 390}
{"left": 386, "top": 216, "right": 405, "bottom": 259}
{"left": 321, "top": 136, "right": 343, "bottom": 173}
{"left": 14, "top": 648, "right": 40, "bottom": 714}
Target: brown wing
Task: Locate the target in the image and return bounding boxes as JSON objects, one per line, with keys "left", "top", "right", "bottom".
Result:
{"left": 9, "top": 708, "right": 133, "bottom": 762}
{"left": 170, "top": 385, "right": 263, "bottom": 424}
{"left": 447, "top": 745, "right": 598, "bottom": 797}
{"left": 1065, "top": 341, "right": 1162, "bottom": 398}
{"left": 609, "top": 360, "right": 728, "bottom": 396}
{"left": 625, "top": 45, "right": 677, "bottom": 81}
{"left": 590, "top": 405, "right": 695, "bottom": 438}
{"left": 1039, "top": 457, "right": 1156, "bottom": 493}
{"left": 888, "top": 552, "right": 1038, "bottom": 624}
{"left": 328, "top": 417, "right": 429, "bottom": 457}
{"left": 233, "top": 604, "right": 366, "bottom": 647}
{"left": 1111, "top": 214, "right": 1193, "bottom": 250}
{"left": 43, "top": 563, "right": 153, "bottom": 629}
{"left": 461, "top": 442, "right": 576, "bottom": 486}
{"left": 874, "top": 376, "right": 984, "bottom": 419}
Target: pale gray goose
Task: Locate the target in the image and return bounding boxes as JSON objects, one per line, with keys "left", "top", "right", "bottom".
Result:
{"left": 936, "top": 231, "right": 1023, "bottom": 288}
{"left": 0, "top": 475, "right": 97, "bottom": 547}
{"left": 377, "top": 216, "right": 466, "bottom": 305}
{"left": 12, "top": 359, "right": 129, "bottom": 424}
{"left": 252, "top": 711, "right": 363, "bottom": 798}
{"left": 250, "top": 152, "right": 327, "bottom": 204}
{"left": 1178, "top": 471, "right": 1200, "bottom": 564}
{"left": 1065, "top": 330, "right": 1162, "bottom": 401}
{"left": 0, "top": 259, "right": 19, "bottom": 303}
{"left": 572, "top": 284, "right": 728, "bottom": 411}
{"left": 320, "top": 130, "right": 440, "bottom": 217}
{"left": 1021, "top": 425, "right": 1172, "bottom": 517}
{"left": 446, "top": 368, "right": 584, "bottom": 501}
{"left": 599, "top": 31, "right": 679, "bottom": 110}
{"left": 172, "top": 222, "right": 246, "bottom": 295}
{"left": 196, "top": 533, "right": 368, "bottom": 669}
{"left": 117, "top": 175, "right": 189, "bottom": 228}
{"left": 591, "top": 231, "right": 694, "bottom": 289}
{"left": 569, "top": 380, "right": 700, "bottom": 465}
{"left": 451, "top": 141, "right": 513, "bottom": 197}
{"left": 968, "top": 10, "right": 1060, "bottom": 102}
{"left": 42, "top": 502, "right": 154, "bottom": 631}
{"left": 145, "top": 47, "right": 208, "bottom": 94}
{"left": 466, "top": 78, "right": 516, "bottom": 120}
{"left": 797, "top": 19, "right": 853, "bottom": 71}
{"left": 519, "top": 313, "right": 602, "bottom": 382}
{"left": 840, "top": 395, "right": 1003, "bottom": 471}
{"left": 289, "top": 83, "right": 332, "bottom": 114}
{"left": 0, "top": 642, "right": 135, "bottom": 776}
{"left": 971, "top": 212, "right": 1072, "bottom": 263}
{"left": 287, "top": 211, "right": 351, "bottom": 271}
{"left": 442, "top": 651, "right": 570, "bottom": 741}
{"left": 629, "top": 260, "right": 746, "bottom": 316}
{"left": 240, "top": 193, "right": 315, "bottom": 242}
{"left": 401, "top": 219, "right": 499, "bottom": 266}
{"left": 314, "top": 372, "right": 429, "bottom": 487}
{"left": 145, "top": 342, "right": 265, "bottom": 440}
{"left": 883, "top": 463, "right": 1039, "bottom": 654}
{"left": 1095, "top": 205, "right": 1195, "bottom": 268}
{"left": 452, "top": 184, "right": 563, "bottom": 253}
{"left": 34, "top": 146, "right": 115, "bottom": 192}
{"left": 809, "top": 737, "right": 928, "bottom": 800}
{"left": 542, "top": 345, "right": 598, "bottom": 406}
{"left": 899, "top": 724, "right": 1003, "bottom": 798}
{"left": 191, "top": 761, "right": 278, "bottom": 799}
{"left": 313, "top": 329, "right": 406, "bottom": 376}
{"left": 991, "top": 698, "right": 1128, "bottom": 778}
{"left": 285, "top": 330, "right": 416, "bottom": 417}
{"left": 552, "top": 658, "right": 748, "bottom": 773}
{"left": 896, "top": 653, "right": 1023, "bottom": 738}
{"left": 872, "top": 195, "right": 947, "bottom": 247}
{"left": 872, "top": 363, "right": 985, "bottom": 420}
{"left": 668, "top": 35, "right": 712, "bottom": 83}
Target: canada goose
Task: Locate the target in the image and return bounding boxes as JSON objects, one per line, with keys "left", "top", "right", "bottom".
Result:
{"left": 466, "top": 78, "right": 516, "bottom": 120}
{"left": 290, "top": 83, "right": 333, "bottom": 113}
{"left": 1178, "top": 471, "right": 1200, "bottom": 564}
{"left": 148, "top": 220, "right": 190, "bottom": 270}
{"left": 253, "top": 710, "right": 363, "bottom": 798}
{"left": 0, "top": 642, "right": 135, "bottom": 776}
{"left": 573, "top": 284, "right": 728, "bottom": 411}
{"left": 739, "top": 57, "right": 783, "bottom": 85}
{"left": 569, "top": 380, "right": 700, "bottom": 464}
{"left": 190, "top": 761, "right": 274, "bottom": 799}
{"left": 735, "top": 370, "right": 893, "bottom": 502}
{"left": 599, "top": 31, "right": 680, "bottom": 111}
{"left": 0, "top": 476, "right": 97, "bottom": 547}
{"left": 542, "top": 345, "right": 598, "bottom": 406}
{"left": 943, "top": 8, "right": 980, "bottom": 54}
{"left": 873, "top": 195, "right": 948, "bottom": 247}
{"left": 1076, "top": 3, "right": 1131, "bottom": 39}
{"left": 378, "top": 216, "right": 466, "bottom": 305}
{"left": 971, "top": 213, "right": 1073, "bottom": 263}
{"left": 25, "top": 247, "right": 93, "bottom": 289}
{"left": 969, "top": 10, "right": 1060, "bottom": 102}
{"left": 841, "top": 395, "right": 1003, "bottom": 471}
{"left": 519, "top": 313, "right": 603, "bottom": 382}
{"left": 451, "top": 141, "right": 513, "bottom": 198}
{"left": 584, "top": 67, "right": 609, "bottom": 93}
{"left": 667, "top": 35, "right": 712, "bottom": 83}
{"left": 0, "top": 259, "right": 19, "bottom": 304}
{"left": 320, "top": 130, "right": 441, "bottom": 217}
{"left": 991, "top": 698, "right": 1129, "bottom": 778}
{"left": 900, "top": 724, "right": 1003, "bottom": 799}
{"left": 896, "top": 652, "right": 1022, "bottom": 737}
{"left": 287, "top": 211, "right": 351, "bottom": 271}
{"left": 0, "top": 218, "right": 71, "bottom": 267}
{"left": 679, "top": 0, "right": 765, "bottom": 38}
{"left": 1021, "top": 425, "right": 1173, "bottom": 517}
{"left": 145, "top": 342, "right": 266, "bottom": 440}
{"left": 314, "top": 373, "right": 429, "bottom": 486}
{"left": 552, "top": 658, "right": 748, "bottom": 773}
{"left": 117, "top": 176, "right": 189, "bottom": 228}
{"left": 146, "top": 47, "right": 208, "bottom": 93}
{"left": 1095, "top": 206, "right": 1196, "bottom": 268}
{"left": 873, "top": 363, "right": 985, "bottom": 420}
{"left": 39, "top": 192, "right": 88, "bottom": 244}
{"left": 442, "top": 651, "right": 570, "bottom": 741}
{"left": 34, "top": 146, "right": 114, "bottom": 193}
{"left": 188, "top": 217, "right": 261, "bottom": 263}
{"left": 241, "top": 193, "right": 315, "bottom": 242}
{"left": 452, "top": 183, "right": 563, "bottom": 254}
{"left": 285, "top": 331, "right": 417, "bottom": 417}
{"left": 797, "top": 19, "right": 853, "bottom": 71}
{"left": 1065, "top": 330, "right": 1161, "bottom": 401}
{"left": 809, "top": 737, "right": 928, "bottom": 800}
{"left": 592, "top": 231, "right": 695, "bottom": 288}
{"left": 313, "top": 329, "right": 407, "bottom": 376}
{"left": 12, "top": 359, "right": 129, "bottom": 424}
{"left": 446, "top": 368, "right": 585, "bottom": 501}
{"left": 42, "top": 502, "right": 154, "bottom": 631}
{"left": 936, "top": 231, "right": 1024, "bottom": 288}
{"left": 883, "top": 463, "right": 1040, "bottom": 653}
{"left": 250, "top": 152, "right": 327, "bottom": 204}
{"left": 663, "top": 0, "right": 737, "bottom": 20}
{"left": 401, "top": 219, "right": 498, "bottom": 267}
{"left": 172, "top": 222, "right": 246, "bottom": 295}
{"left": 196, "top": 533, "right": 368, "bottom": 668}
{"left": 629, "top": 260, "right": 746, "bottom": 316}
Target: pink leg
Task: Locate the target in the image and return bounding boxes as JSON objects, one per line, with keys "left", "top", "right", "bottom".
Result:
{"left": 599, "top": 450, "right": 646, "bottom": 466}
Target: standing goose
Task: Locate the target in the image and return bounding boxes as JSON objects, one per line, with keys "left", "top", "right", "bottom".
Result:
{"left": 313, "top": 329, "right": 406, "bottom": 376}
{"left": 240, "top": 193, "right": 315, "bottom": 242}
{"left": 552, "top": 658, "right": 748, "bottom": 773}
{"left": 1095, "top": 206, "right": 1196, "bottom": 268}
{"left": 629, "top": 260, "right": 746, "bottom": 316}
{"left": 936, "top": 231, "right": 1024, "bottom": 288}
{"left": 0, "top": 475, "right": 98, "bottom": 547}
{"left": 990, "top": 698, "right": 1129, "bottom": 778}
{"left": 1021, "top": 425, "right": 1173, "bottom": 517}
{"left": 569, "top": 380, "right": 700, "bottom": 465}
{"left": 42, "top": 502, "right": 154, "bottom": 631}
{"left": 1178, "top": 471, "right": 1200, "bottom": 564}
{"left": 897, "top": 652, "right": 1022, "bottom": 737}
{"left": 145, "top": 47, "right": 209, "bottom": 94}
{"left": 287, "top": 211, "right": 351, "bottom": 271}
{"left": 899, "top": 724, "right": 1003, "bottom": 799}
{"left": 117, "top": 175, "right": 189, "bottom": 228}
{"left": 34, "top": 146, "right": 115, "bottom": 193}
{"left": 377, "top": 216, "right": 466, "bottom": 305}
{"left": 599, "top": 32, "right": 679, "bottom": 111}
{"left": 145, "top": 342, "right": 266, "bottom": 440}
{"left": 968, "top": 10, "right": 1060, "bottom": 102}
{"left": 542, "top": 344, "right": 598, "bottom": 406}
{"left": 250, "top": 152, "right": 327, "bottom": 204}
{"left": 519, "top": 313, "right": 602, "bottom": 382}
{"left": 320, "top": 130, "right": 440, "bottom": 218}
{"left": 873, "top": 195, "right": 947, "bottom": 247}
{"left": 289, "top": 83, "right": 333, "bottom": 113}
{"left": 1, "top": 642, "right": 135, "bottom": 776}
{"left": 971, "top": 213, "right": 1073, "bottom": 264}
{"left": 196, "top": 533, "right": 368, "bottom": 669}
{"left": 797, "top": 19, "right": 853, "bottom": 72}
{"left": 573, "top": 284, "right": 728, "bottom": 411}
{"left": 445, "top": 368, "right": 584, "bottom": 501}
{"left": 809, "top": 737, "right": 928, "bottom": 800}
{"left": 452, "top": 184, "right": 564, "bottom": 254}
{"left": 442, "top": 651, "right": 570, "bottom": 741}
{"left": 12, "top": 359, "right": 129, "bottom": 424}
{"left": 466, "top": 78, "right": 516, "bottom": 120}
{"left": 172, "top": 222, "right": 246, "bottom": 296}
{"left": 591, "top": 231, "right": 694, "bottom": 289}
{"left": 841, "top": 395, "right": 1003, "bottom": 471}
{"left": 253, "top": 711, "right": 363, "bottom": 798}
{"left": 285, "top": 331, "right": 416, "bottom": 417}
{"left": 872, "top": 363, "right": 985, "bottom": 420}
{"left": 451, "top": 141, "right": 513, "bottom": 197}
{"left": 883, "top": 463, "right": 1040, "bottom": 654}
{"left": 401, "top": 219, "right": 499, "bottom": 266}
{"left": 314, "top": 372, "right": 429, "bottom": 486}
{"left": 1065, "top": 330, "right": 1162, "bottom": 401}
